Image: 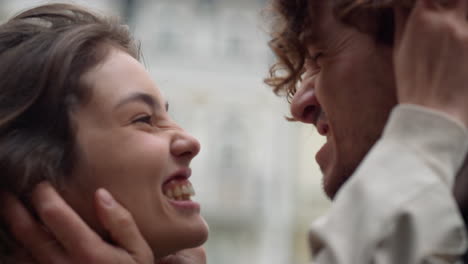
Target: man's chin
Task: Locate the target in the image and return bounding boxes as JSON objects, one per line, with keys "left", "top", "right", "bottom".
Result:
{"left": 322, "top": 166, "right": 353, "bottom": 200}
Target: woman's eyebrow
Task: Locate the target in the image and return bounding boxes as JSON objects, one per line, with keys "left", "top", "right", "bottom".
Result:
{"left": 114, "top": 92, "right": 165, "bottom": 111}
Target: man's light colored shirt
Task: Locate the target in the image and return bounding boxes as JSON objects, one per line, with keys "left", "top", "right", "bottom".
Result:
{"left": 309, "top": 105, "right": 468, "bottom": 264}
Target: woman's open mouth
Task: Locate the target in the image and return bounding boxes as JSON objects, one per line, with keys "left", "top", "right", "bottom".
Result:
{"left": 163, "top": 179, "right": 195, "bottom": 201}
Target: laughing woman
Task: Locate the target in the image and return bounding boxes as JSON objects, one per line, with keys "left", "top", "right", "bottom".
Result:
{"left": 0, "top": 3, "right": 208, "bottom": 263}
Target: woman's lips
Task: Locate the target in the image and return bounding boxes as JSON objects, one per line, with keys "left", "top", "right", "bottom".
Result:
{"left": 163, "top": 179, "right": 200, "bottom": 212}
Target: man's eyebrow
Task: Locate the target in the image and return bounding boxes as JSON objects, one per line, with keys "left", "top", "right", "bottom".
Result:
{"left": 301, "top": 27, "right": 322, "bottom": 47}
{"left": 300, "top": 6, "right": 325, "bottom": 47}
{"left": 114, "top": 92, "right": 167, "bottom": 112}
{"left": 301, "top": 26, "right": 314, "bottom": 41}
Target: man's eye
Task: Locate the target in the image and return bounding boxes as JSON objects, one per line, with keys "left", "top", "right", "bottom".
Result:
{"left": 311, "top": 52, "right": 323, "bottom": 64}
{"left": 305, "top": 52, "right": 323, "bottom": 69}
{"left": 133, "top": 115, "right": 152, "bottom": 125}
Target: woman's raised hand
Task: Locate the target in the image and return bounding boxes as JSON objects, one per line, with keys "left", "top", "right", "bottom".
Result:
{"left": 394, "top": 0, "right": 468, "bottom": 126}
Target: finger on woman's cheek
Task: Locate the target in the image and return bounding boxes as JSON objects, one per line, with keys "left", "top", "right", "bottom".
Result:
{"left": 1, "top": 192, "right": 35, "bottom": 241}
{"left": 0, "top": 191, "right": 66, "bottom": 264}
{"left": 30, "top": 182, "right": 64, "bottom": 229}
{"left": 31, "top": 182, "right": 107, "bottom": 256}
{"left": 95, "top": 188, "right": 154, "bottom": 262}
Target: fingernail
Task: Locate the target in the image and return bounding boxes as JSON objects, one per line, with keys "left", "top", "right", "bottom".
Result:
{"left": 97, "top": 189, "right": 114, "bottom": 208}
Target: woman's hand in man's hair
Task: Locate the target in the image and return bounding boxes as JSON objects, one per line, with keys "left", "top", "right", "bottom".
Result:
{"left": 1, "top": 182, "right": 154, "bottom": 264}
{"left": 393, "top": 0, "right": 468, "bottom": 126}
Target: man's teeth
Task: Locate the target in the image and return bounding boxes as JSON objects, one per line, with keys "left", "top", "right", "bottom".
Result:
{"left": 164, "top": 181, "right": 195, "bottom": 201}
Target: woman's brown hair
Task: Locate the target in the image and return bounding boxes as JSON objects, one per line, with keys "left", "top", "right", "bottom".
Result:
{"left": 0, "top": 3, "right": 139, "bottom": 260}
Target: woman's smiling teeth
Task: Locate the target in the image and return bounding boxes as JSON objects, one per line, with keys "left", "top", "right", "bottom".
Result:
{"left": 163, "top": 180, "right": 195, "bottom": 201}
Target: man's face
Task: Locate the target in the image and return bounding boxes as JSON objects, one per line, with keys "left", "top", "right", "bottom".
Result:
{"left": 290, "top": 2, "right": 398, "bottom": 199}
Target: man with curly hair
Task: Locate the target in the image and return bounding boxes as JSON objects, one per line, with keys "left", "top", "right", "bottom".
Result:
{"left": 265, "top": 0, "right": 468, "bottom": 263}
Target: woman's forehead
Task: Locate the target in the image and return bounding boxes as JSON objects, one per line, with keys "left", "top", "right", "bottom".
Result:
{"left": 82, "top": 49, "right": 164, "bottom": 108}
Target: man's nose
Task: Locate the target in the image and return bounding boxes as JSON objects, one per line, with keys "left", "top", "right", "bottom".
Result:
{"left": 170, "top": 131, "right": 201, "bottom": 161}
{"left": 290, "top": 85, "right": 320, "bottom": 124}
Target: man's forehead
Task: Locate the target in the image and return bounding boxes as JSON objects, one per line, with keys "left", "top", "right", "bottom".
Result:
{"left": 300, "top": 1, "right": 330, "bottom": 45}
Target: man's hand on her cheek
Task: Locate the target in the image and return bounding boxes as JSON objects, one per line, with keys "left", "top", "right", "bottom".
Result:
{"left": 1, "top": 182, "right": 154, "bottom": 264}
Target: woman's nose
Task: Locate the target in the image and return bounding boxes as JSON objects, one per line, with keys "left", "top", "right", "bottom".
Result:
{"left": 290, "top": 85, "right": 320, "bottom": 124}
{"left": 170, "top": 130, "right": 201, "bottom": 161}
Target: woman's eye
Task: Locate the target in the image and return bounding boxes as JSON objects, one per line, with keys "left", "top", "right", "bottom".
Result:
{"left": 133, "top": 115, "right": 153, "bottom": 125}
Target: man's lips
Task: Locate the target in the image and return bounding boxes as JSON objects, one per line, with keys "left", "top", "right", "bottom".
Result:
{"left": 316, "top": 140, "right": 331, "bottom": 171}
{"left": 314, "top": 106, "right": 329, "bottom": 137}
{"left": 317, "top": 120, "right": 329, "bottom": 135}
{"left": 304, "top": 98, "right": 331, "bottom": 169}
{"left": 314, "top": 109, "right": 331, "bottom": 170}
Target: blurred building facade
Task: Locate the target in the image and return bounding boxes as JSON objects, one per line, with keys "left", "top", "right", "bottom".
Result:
{"left": 0, "top": 0, "right": 330, "bottom": 263}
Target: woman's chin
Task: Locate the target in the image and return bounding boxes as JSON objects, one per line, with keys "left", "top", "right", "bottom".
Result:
{"left": 150, "top": 220, "right": 209, "bottom": 258}
{"left": 183, "top": 215, "right": 209, "bottom": 247}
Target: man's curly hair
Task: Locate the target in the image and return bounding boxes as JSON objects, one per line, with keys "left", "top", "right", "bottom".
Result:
{"left": 265, "top": 0, "right": 414, "bottom": 101}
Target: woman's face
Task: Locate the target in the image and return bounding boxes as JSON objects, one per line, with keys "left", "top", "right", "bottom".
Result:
{"left": 62, "top": 47, "right": 208, "bottom": 258}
